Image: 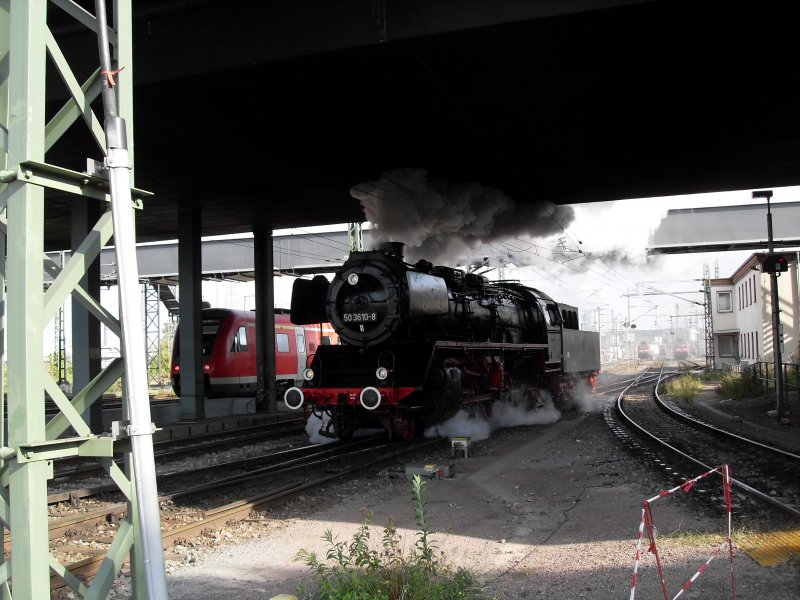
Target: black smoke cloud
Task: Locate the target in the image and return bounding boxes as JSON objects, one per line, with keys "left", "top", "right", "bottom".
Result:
{"left": 350, "top": 167, "right": 574, "bottom": 266}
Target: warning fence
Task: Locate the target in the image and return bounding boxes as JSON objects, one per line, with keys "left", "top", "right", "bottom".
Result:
{"left": 630, "top": 464, "right": 735, "bottom": 600}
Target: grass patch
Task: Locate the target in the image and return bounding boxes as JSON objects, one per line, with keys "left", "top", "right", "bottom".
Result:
{"left": 699, "top": 369, "right": 725, "bottom": 382}
{"left": 661, "top": 526, "right": 766, "bottom": 549}
{"left": 659, "top": 529, "right": 727, "bottom": 547}
{"left": 294, "top": 475, "right": 491, "bottom": 600}
{"left": 662, "top": 375, "right": 704, "bottom": 403}
{"left": 716, "top": 373, "right": 764, "bottom": 401}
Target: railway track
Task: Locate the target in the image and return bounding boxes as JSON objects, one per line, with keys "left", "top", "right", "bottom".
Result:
{"left": 47, "top": 433, "right": 445, "bottom": 593}
{"left": 609, "top": 364, "right": 800, "bottom": 520}
{"left": 50, "top": 416, "right": 306, "bottom": 487}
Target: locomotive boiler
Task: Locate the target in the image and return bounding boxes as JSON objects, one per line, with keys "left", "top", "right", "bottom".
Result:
{"left": 285, "top": 242, "right": 600, "bottom": 440}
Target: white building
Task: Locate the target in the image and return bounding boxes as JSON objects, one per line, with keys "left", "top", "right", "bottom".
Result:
{"left": 709, "top": 252, "right": 799, "bottom": 368}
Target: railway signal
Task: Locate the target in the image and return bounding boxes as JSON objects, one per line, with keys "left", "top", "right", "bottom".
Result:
{"left": 762, "top": 253, "right": 789, "bottom": 274}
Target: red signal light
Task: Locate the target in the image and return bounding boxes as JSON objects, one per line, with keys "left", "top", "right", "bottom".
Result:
{"left": 763, "top": 254, "right": 789, "bottom": 273}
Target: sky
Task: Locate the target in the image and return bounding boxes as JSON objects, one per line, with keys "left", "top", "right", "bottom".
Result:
{"left": 541, "top": 186, "right": 798, "bottom": 332}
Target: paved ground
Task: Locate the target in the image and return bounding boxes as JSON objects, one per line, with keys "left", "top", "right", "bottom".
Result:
{"left": 156, "top": 386, "right": 800, "bottom": 600}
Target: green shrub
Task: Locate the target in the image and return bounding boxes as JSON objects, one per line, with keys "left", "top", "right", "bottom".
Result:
{"left": 699, "top": 369, "right": 725, "bottom": 382}
{"left": 717, "top": 373, "right": 764, "bottom": 400}
{"left": 662, "top": 375, "right": 704, "bottom": 403}
{"left": 294, "top": 475, "right": 489, "bottom": 600}
{"left": 785, "top": 365, "right": 799, "bottom": 387}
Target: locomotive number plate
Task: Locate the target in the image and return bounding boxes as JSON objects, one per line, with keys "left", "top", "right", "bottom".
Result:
{"left": 343, "top": 312, "right": 377, "bottom": 322}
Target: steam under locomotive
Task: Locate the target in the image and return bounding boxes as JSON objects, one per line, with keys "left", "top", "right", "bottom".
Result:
{"left": 284, "top": 242, "right": 600, "bottom": 440}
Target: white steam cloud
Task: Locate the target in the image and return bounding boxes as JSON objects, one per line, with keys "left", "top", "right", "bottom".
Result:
{"left": 305, "top": 412, "right": 336, "bottom": 445}
{"left": 423, "top": 391, "right": 562, "bottom": 442}
{"left": 351, "top": 167, "right": 574, "bottom": 265}
{"left": 570, "top": 381, "right": 605, "bottom": 414}
{"left": 305, "top": 412, "right": 383, "bottom": 444}
{"left": 423, "top": 382, "right": 605, "bottom": 442}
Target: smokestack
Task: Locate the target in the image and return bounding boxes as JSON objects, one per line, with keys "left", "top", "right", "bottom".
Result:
{"left": 376, "top": 241, "right": 405, "bottom": 260}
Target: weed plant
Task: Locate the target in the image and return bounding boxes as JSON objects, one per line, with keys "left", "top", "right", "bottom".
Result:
{"left": 717, "top": 373, "right": 764, "bottom": 401}
{"left": 663, "top": 375, "right": 704, "bottom": 403}
{"left": 700, "top": 370, "right": 725, "bottom": 382}
{"left": 294, "top": 475, "right": 489, "bottom": 600}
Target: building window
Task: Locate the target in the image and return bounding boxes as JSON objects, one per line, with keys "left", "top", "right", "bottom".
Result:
{"left": 716, "top": 291, "right": 732, "bottom": 312}
{"left": 718, "top": 334, "right": 735, "bottom": 357}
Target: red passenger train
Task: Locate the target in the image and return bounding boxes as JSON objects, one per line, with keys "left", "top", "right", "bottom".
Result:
{"left": 170, "top": 308, "right": 338, "bottom": 398}
{"left": 673, "top": 338, "right": 690, "bottom": 360}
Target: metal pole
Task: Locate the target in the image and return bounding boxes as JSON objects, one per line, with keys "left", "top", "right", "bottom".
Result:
{"left": 95, "top": 1, "right": 168, "bottom": 596}
{"left": 763, "top": 191, "right": 785, "bottom": 419}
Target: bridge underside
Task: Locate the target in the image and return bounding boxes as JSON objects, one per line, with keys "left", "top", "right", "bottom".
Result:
{"left": 649, "top": 202, "right": 800, "bottom": 255}
{"left": 43, "top": 0, "right": 800, "bottom": 249}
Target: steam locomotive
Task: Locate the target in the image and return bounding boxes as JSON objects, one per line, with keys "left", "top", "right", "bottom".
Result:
{"left": 285, "top": 242, "right": 600, "bottom": 440}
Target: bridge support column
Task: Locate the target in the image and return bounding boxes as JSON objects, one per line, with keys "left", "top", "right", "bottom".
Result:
{"left": 178, "top": 206, "right": 205, "bottom": 420}
{"left": 254, "top": 224, "right": 277, "bottom": 412}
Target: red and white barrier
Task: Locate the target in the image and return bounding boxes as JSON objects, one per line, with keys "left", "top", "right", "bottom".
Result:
{"left": 629, "top": 464, "right": 735, "bottom": 600}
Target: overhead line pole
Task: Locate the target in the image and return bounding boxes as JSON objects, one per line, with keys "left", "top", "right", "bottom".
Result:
{"left": 94, "top": 2, "right": 168, "bottom": 594}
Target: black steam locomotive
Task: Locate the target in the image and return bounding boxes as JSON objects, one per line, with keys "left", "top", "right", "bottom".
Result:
{"left": 284, "top": 242, "right": 600, "bottom": 440}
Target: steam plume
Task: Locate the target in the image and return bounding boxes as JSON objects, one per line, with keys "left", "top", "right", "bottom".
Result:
{"left": 351, "top": 168, "right": 574, "bottom": 265}
{"left": 423, "top": 392, "right": 562, "bottom": 441}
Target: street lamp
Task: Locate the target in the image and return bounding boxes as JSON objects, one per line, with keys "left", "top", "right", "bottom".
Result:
{"left": 752, "top": 189, "right": 785, "bottom": 420}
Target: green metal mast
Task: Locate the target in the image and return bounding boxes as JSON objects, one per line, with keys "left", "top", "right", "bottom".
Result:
{"left": 0, "top": 1, "right": 167, "bottom": 597}
{"left": 347, "top": 222, "right": 364, "bottom": 252}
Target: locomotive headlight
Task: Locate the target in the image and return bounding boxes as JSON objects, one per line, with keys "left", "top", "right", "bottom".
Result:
{"left": 375, "top": 366, "right": 389, "bottom": 380}
{"left": 302, "top": 367, "right": 315, "bottom": 381}
{"left": 347, "top": 273, "right": 359, "bottom": 285}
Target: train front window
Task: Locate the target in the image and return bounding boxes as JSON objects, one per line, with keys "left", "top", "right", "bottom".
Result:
{"left": 201, "top": 318, "right": 223, "bottom": 355}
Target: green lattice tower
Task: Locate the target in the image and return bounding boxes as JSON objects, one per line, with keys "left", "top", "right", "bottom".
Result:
{"left": 0, "top": 2, "right": 167, "bottom": 597}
